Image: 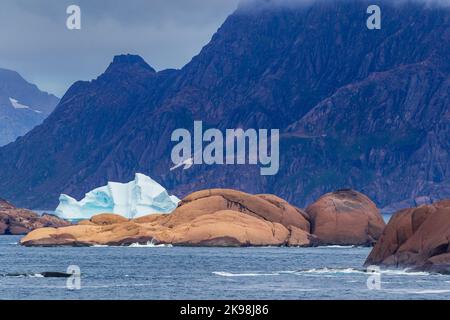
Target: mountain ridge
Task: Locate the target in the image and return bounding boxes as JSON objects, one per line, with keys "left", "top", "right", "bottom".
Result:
{"left": 0, "top": 0, "right": 448, "bottom": 210}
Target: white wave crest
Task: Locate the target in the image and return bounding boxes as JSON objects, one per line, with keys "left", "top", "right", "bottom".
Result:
{"left": 91, "top": 242, "right": 173, "bottom": 248}
{"left": 294, "top": 268, "right": 365, "bottom": 275}
{"left": 128, "top": 241, "right": 173, "bottom": 248}
{"left": 214, "top": 268, "right": 431, "bottom": 277}
{"left": 213, "top": 271, "right": 280, "bottom": 277}
{"left": 323, "top": 245, "right": 356, "bottom": 249}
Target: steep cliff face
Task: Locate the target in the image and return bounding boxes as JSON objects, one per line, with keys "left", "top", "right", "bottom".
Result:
{"left": 280, "top": 55, "right": 450, "bottom": 209}
{"left": 0, "top": 68, "right": 59, "bottom": 146}
{"left": 0, "top": 0, "right": 448, "bottom": 210}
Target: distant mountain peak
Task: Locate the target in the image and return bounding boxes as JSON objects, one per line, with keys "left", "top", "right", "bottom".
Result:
{"left": 0, "top": 67, "right": 21, "bottom": 78}
{"left": 105, "top": 54, "right": 156, "bottom": 75}
{"left": 0, "top": 68, "right": 60, "bottom": 146}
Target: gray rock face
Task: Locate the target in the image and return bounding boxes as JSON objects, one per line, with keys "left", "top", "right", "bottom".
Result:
{"left": 0, "top": 0, "right": 448, "bottom": 210}
{"left": 0, "top": 68, "right": 59, "bottom": 146}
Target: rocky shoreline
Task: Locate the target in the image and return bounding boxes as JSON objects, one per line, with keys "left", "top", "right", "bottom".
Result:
{"left": 8, "top": 188, "right": 450, "bottom": 274}
{"left": 0, "top": 199, "right": 69, "bottom": 235}
{"left": 19, "top": 188, "right": 385, "bottom": 248}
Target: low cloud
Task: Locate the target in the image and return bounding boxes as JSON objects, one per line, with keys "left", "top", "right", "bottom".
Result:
{"left": 0, "top": 0, "right": 240, "bottom": 96}
{"left": 0, "top": 0, "right": 447, "bottom": 96}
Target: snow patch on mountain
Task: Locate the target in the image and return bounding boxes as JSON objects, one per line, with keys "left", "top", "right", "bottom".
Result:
{"left": 9, "top": 98, "right": 42, "bottom": 113}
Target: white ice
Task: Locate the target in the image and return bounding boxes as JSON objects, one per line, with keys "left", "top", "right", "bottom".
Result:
{"left": 55, "top": 173, "right": 180, "bottom": 220}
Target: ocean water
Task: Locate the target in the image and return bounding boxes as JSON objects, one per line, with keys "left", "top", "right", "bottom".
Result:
{"left": 1, "top": 236, "right": 450, "bottom": 300}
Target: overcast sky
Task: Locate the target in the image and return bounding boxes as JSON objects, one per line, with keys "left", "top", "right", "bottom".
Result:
{"left": 0, "top": 0, "right": 241, "bottom": 97}
{"left": 1, "top": 0, "right": 448, "bottom": 97}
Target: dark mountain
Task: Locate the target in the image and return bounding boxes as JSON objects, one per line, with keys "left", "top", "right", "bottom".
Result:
{"left": 0, "top": 0, "right": 448, "bottom": 211}
{"left": 0, "top": 68, "right": 59, "bottom": 146}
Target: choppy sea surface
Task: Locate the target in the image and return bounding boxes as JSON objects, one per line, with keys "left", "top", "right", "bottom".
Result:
{"left": 1, "top": 235, "right": 450, "bottom": 300}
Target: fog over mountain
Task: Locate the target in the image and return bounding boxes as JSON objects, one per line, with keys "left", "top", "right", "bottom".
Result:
{"left": 0, "top": 0, "right": 240, "bottom": 96}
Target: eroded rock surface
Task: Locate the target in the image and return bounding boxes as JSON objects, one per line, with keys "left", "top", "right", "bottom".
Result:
{"left": 365, "top": 200, "right": 450, "bottom": 273}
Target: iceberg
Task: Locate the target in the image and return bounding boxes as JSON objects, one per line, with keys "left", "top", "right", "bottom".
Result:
{"left": 55, "top": 173, "right": 180, "bottom": 220}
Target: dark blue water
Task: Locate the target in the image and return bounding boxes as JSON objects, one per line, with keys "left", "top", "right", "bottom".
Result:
{"left": 1, "top": 236, "right": 450, "bottom": 300}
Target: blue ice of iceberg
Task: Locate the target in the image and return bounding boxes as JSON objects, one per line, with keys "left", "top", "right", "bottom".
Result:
{"left": 55, "top": 173, "right": 180, "bottom": 220}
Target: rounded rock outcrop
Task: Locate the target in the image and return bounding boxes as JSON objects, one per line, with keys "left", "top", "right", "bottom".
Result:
{"left": 169, "top": 189, "right": 310, "bottom": 231}
{"left": 20, "top": 189, "right": 386, "bottom": 248}
{"left": 20, "top": 189, "right": 314, "bottom": 247}
{"left": 306, "top": 189, "right": 385, "bottom": 246}
{"left": 365, "top": 200, "right": 450, "bottom": 273}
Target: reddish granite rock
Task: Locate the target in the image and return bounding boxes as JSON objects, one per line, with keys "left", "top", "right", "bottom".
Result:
{"left": 306, "top": 189, "right": 385, "bottom": 246}
{"left": 21, "top": 210, "right": 292, "bottom": 247}
{"left": 365, "top": 200, "right": 450, "bottom": 273}
{"left": 89, "top": 214, "right": 129, "bottom": 226}
{"left": 286, "top": 226, "right": 318, "bottom": 247}
{"left": 21, "top": 189, "right": 314, "bottom": 247}
{"left": 0, "top": 199, "right": 70, "bottom": 235}
{"left": 20, "top": 189, "right": 385, "bottom": 248}
{"left": 169, "top": 189, "right": 311, "bottom": 231}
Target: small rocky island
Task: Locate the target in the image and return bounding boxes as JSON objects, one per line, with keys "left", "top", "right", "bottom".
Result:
{"left": 0, "top": 199, "right": 69, "bottom": 235}
{"left": 19, "top": 189, "right": 385, "bottom": 247}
